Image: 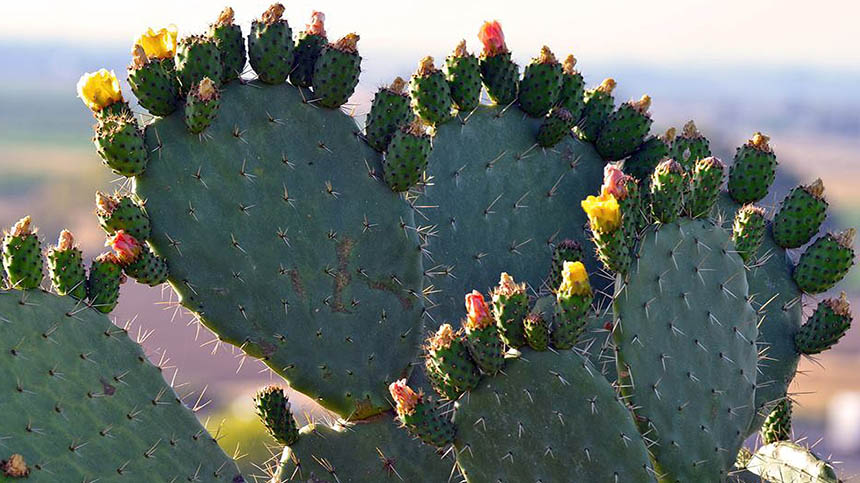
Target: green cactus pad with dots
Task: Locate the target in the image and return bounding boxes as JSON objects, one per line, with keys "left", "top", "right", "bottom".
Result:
{"left": 93, "top": 113, "right": 148, "bottom": 177}
{"left": 479, "top": 52, "right": 518, "bottom": 105}
{"left": 175, "top": 36, "right": 222, "bottom": 94}
{"left": 0, "top": 289, "right": 240, "bottom": 482}
{"left": 747, "top": 442, "right": 839, "bottom": 483}
{"left": 417, "top": 105, "right": 604, "bottom": 326}
{"left": 248, "top": 18, "right": 293, "bottom": 85}
{"left": 290, "top": 32, "right": 326, "bottom": 88}
{"left": 452, "top": 349, "right": 655, "bottom": 482}
{"left": 312, "top": 42, "right": 361, "bottom": 109}
{"left": 46, "top": 245, "right": 86, "bottom": 300}
{"left": 134, "top": 81, "right": 424, "bottom": 419}
{"left": 445, "top": 50, "right": 481, "bottom": 112}
{"left": 272, "top": 415, "right": 456, "bottom": 482}
{"left": 364, "top": 85, "right": 414, "bottom": 153}
{"left": 595, "top": 100, "right": 653, "bottom": 161}
{"left": 614, "top": 219, "right": 758, "bottom": 481}
{"left": 127, "top": 58, "right": 179, "bottom": 117}
{"left": 209, "top": 21, "right": 246, "bottom": 83}
{"left": 97, "top": 194, "right": 151, "bottom": 241}
{"left": 624, "top": 135, "right": 670, "bottom": 185}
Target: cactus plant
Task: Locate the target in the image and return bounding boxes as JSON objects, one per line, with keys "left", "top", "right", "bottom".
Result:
{"left": 746, "top": 441, "right": 839, "bottom": 483}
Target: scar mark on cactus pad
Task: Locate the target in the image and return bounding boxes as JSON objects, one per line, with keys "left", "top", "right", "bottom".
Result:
{"left": 289, "top": 269, "right": 305, "bottom": 299}
{"left": 99, "top": 378, "right": 117, "bottom": 396}
{"left": 331, "top": 238, "right": 355, "bottom": 313}
{"left": 367, "top": 277, "right": 414, "bottom": 310}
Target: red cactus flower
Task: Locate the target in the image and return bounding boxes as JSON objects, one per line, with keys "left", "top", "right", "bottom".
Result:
{"left": 465, "top": 290, "right": 492, "bottom": 329}
{"left": 478, "top": 20, "right": 507, "bottom": 56}
{"left": 107, "top": 230, "right": 141, "bottom": 265}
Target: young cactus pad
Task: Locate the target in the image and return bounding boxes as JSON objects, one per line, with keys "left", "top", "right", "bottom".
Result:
{"left": 0, "top": 289, "right": 240, "bottom": 481}
{"left": 134, "top": 82, "right": 425, "bottom": 419}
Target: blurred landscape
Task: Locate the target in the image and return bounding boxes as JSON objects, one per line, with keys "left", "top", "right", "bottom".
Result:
{"left": 2, "top": 4, "right": 860, "bottom": 478}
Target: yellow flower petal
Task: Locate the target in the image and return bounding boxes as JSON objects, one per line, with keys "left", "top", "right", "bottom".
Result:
{"left": 558, "top": 261, "right": 591, "bottom": 297}
{"left": 135, "top": 24, "right": 178, "bottom": 59}
{"left": 581, "top": 191, "right": 621, "bottom": 233}
{"left": 76, "top": 69, "right": 122, "bottom": 112}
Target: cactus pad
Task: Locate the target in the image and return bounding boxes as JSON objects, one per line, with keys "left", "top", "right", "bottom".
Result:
{"left": 747, "top": 442, "right": 838, "bottom": 483}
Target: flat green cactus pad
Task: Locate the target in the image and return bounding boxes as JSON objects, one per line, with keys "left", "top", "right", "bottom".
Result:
{"left": 0, "top": 289, "right": 240, "bottom": 481}
{"left": 419, "top": 106, "right": 604, "bottom": 324}
{"left": 452, "top": 349, "right": 655, "bottom": 482}
{"left": 614, "top": 219, "right": 758, "bottom": 481}
{"left": 135, "top": 81, "right": 425, "bottom": 420}
{"left": 273, "top": 414, "right": 456, "bottom": 482}
{"left": 747, "top": 442, "right": 839, "bottom": 483}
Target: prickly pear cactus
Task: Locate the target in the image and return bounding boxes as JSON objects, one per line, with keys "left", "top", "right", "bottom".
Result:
{"left": 0, "top": 289, "right": 241, "bottom": 481}
{"left": 746, "top": 441, "right": 839, "bottom": 483}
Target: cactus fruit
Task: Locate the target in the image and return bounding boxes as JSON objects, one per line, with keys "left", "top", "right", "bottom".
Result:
{"left": 688, "top": 156, "right": 726, "bottom": 218}
{"left": 536, "top": 106, "right": 573, "bottom": 147}
{"left": 312, "top": 33, "right": 361, "bottom": 108}
{"left": 409, "top": 56, "right": 453, "bottom": 125}
{"left": 793, "top": 229, "right": 855, "bottom": 294}
{"left": 175, "top": 35, "right": 222, "bottom": 93}
{"left": 389, "top": 379, "right": 455, "bottom": 446}
{"left": 650, "top": 158, "right": 686, "bottom": 223}
{"left": 86, "top": 252, "right": 124, "bottom": 313}
{"left": 365, "top": 77, "right": 414, "bottom": 152}
{"left": 747, "top": 442, "right": 838, "bottom": 483}
{"left": 614, "top": 219, "right": 759, "bottom": 481}
{"left": 761, "top": 399, "right": 792, "bottom": 445}
{"left": 518, "top": 46, "right": 563, "bottom": 117}
{"left": 96, "top": 191, "right": 151, "bottom": 241}
{"left": 581, "top": 189, "right": 629, "bottom": 274}
{"left": 452, "top": 349, "right": 655, "bottom": 481}
{"left": 93, "top": 112, "right": 148, "bottom": 176}
{"left": 184, "top": 77, "right": 221, "bottom": 134}
{"left": 444, "top": 40, "right": 482, "bottom": 112}
{"left": 248, "top": 3, "right": 293, "bottom": 85}
{"left": 728, "top": 132, "right": 778, "bottom": 204}
{"left": 108, "top": 231, "right": 169, "bottom": 286}
{"left": 46, "top": 230, "right": 87, "bottom": 299}
{"left": 463, "top": 290, "right": 505, "bottom": 374}
{"left": 290, "top": 11, "right": 327, "bottom": 87}
{"left": 382, "top": 121, "right": 432, "bottom": 192}
{"left": 557, "top": 54, "right": 585, "bottom": 120}
{"left": 623, "top": 128, "right": 673, "bottom": 185}
{"left": 209, "top": 7, "right": 246, "bottom": 82}
{"left": 491, "top": 272, "right": 528, "bottom": 347}
{"left": 732, "top": 204, "right": 767, "bottom": 263}
{"left": 255, "top": 385, "right": 300, "bottom": 446}
{"left": 772, "top": 179, "right": 828, "bottom": 249}
{"left": 523, "top": 311, "right": 549, "bottom": 351}
{"left": 795, "top": 293, "right": 852, "bottom": 354}
{"left": 477, "top": 20, "right": 518, "bottom": 105}
{"left": 424, "top": 324, "right": 480, "bottom": 399}
{"left": 551, "top": 261, "right": 593, "bottom": 349}
{"left": 127, "top": 44, "right": 179, "bottom": 117}
{"left": 603, "top": 163, "right": 643, "bottom": 241}
{"left": 595, "top": 94, "right": 653, "bottom": 161}
{"left": 0, "top": 289, "right": 241, "bottom": 481}
{"left": 576, "top": 77, "right": 616, "bottom": 142}
{"left": 272, "top": 415, "right": 456, "bottom": 482}
{"left": 548, "top": 239, "right": 584, "bottom": 292}
{"left": 671, "top": 120, "right": 711, "bottom": 170}
{"left": 2, "top": 217, "right": 42, "bottom": 290}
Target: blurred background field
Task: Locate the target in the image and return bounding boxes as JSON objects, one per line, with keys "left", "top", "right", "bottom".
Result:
{"left": 2, "top": 0, "right": 860, "bottom": 479}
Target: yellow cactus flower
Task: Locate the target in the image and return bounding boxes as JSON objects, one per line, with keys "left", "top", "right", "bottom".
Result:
{"left": 581, "top": 191, "right": 621, "bottom": 233}
{"left": 135, "top": 25, "right": 178, "bottom": 59}
{"left": 558, "top": 261, "right": 591, "bottom": 297}
{"left": 76, "top": 69, "right": 122, "bottom": 112}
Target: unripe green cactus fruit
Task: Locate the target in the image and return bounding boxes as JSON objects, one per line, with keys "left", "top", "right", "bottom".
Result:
{"left": 86, "top": 252, "right": 123, "bottom": 313}
{"left": 209, "top": 7, "right": 246, "bottom": 83}
{"left": 175, "top": 35, "right": 222, "bottom": 94}
{"left": 312, "top": 33, "right": 361, "bottom": 108}
{"left": 491, "top": 272, "right": 528, "bottom": 347}
{"left": 552, "top": 261, "right": 592, "bottom": 350}
{"left": 623, "top": 128, "right": 673, "bottom": 186}
{"left": 732, "top": 204, "right": 767, "bottom": 263}
{"left": 108, "top": 231, "right": 169, "bottom": 287}
{"left": 96, "top": 191, "right": 151, "bottom": 241}
{"left": 93, "top": 112, "right": 148, "bottom": 176}
{"left": 650, "top": 158, "right": 686, "bottom": 224}
{"left": 365, "top": 77, "right": 414, "bottom": 152}
{"left": 761, "top": 399, "right": 792, "bottom": 445}
{"left": 46, "top": 230, "right": 86, "bottom": 299}
{"left": 290, "top": 11, "right": 327, "bottom": 88}
{"left": 255, "top": 385, "right": 300, "bottom": 446}
{"left": 595, "top": 94, "right": 653, "bottom": 161}
{"left": 477, "top": 21, "right": 518, "bottom": 105}
{"left": 576, "top": 77, "right": 616, "bottom": 142}
{"left": 248, "top": 3, "right": 293, "bottom": 85}
{"left": 518, "top": 46, "right": 563, "bottom": 117}
{"left": 390, "top": 379, "right": 455, "bottom": 447}
{"left": 524, "top": 308, "right": 550, "bottom": 351}
{"left": 0, "top": 289, "right": 241, "bottom": 481}
{"left": 548, "top": 239, "right": 584, "bottom": 292}
{"left": 671, "top": 120, "right": 711, "bottom": 170}
{"left": 2, "top": 217, "right": 42, "bottom": 290}
{"left": 463, "top": 290, "right": 505, "bottom": 374}
{"left": 409, "top": 56, "right": 453, "bottom": 125}
{"left": 558, "top": 54, "right": 585, "bottom": 120}
{"left": 184, "top": 77, "right": 221, "bottom": 134}
{"left": 536, "top": 106, "right": 573, "bottom": 147}
{"left": 728, "top": 132, "right": 778, "bottom": 204}
{"left": 772, "top": 179, "right": 828, "bottom": 249}
{"left": 747, "top": 442, "right": 838, "bottom": 483}
{"left": 424, "top": 324, "right": 480, "bottom": 399}
{"left": 604, "top": 163, "right": 644, "bottom": 242}
{"left": 795, "top": 293, "right": 852, "bottom": 354}
{"left": 382, "top": 121, "right": 431, "bottom": 192}
{"left": 688, "top": 156, "right": 725, "bottom": 218}
{"left": 793, "top": 229, "right": 855, "bottom": 294}
{"left": 444, "top": 40, "right": 482, "bottom": 112}
{"left": 127, "top": 48, "right": 179, "bottom": 116}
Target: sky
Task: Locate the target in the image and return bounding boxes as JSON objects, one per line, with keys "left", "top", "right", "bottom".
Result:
{"left": 4, "top": 0, "right": 860, "bottom": 70}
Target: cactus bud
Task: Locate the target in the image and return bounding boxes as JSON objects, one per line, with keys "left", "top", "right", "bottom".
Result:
{"left": 732, "top": 204, "right": 767, "bottom": 263}
{"left": 477, "top": 20, "right": 507, "bottom": 56}
{"left": 389, "top": 378, "right": 421, "bottom": 416}
{"left": 492, "top": 273, "right": 528, "bottom": 348}
{"left": 254, "top": 385, "right": 299, "bottom": 446}
{"left": 602, "top": 164, "right": 632, "bottom": 200}
{"left": 464, "top": 290, "right": 493, "bottom": 330}
{"left": 389, "top": 379, "right": 455, "bottom": 447}
{"left": 107, "top": 230, "right": 142, "bottom": 265}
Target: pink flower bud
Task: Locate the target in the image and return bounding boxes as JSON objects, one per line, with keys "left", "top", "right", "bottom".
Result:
{"left": 107, "top": 230, "right": 141, "bottom": 265}
{"left": 464, "top": 290, "right": 492, "bottom": 329}
{"left": 478, "top": 20, "right": 507, "bottom": 56}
